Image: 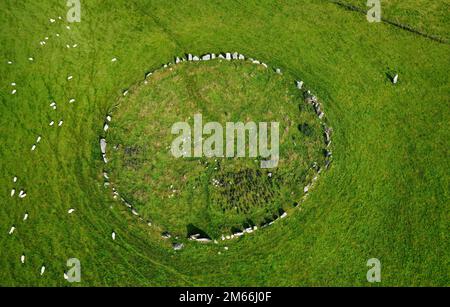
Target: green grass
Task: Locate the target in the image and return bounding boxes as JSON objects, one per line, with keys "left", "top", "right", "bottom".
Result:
{"left": 106, "top": 60, "right": 325, "bottom": 238}
{"left": 0, "top": 0, "right": 448, "bottom": 286}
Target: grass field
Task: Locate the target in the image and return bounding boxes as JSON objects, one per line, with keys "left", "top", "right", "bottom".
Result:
{"left": 0, "top": 0, "right": 448, "bottom": 286}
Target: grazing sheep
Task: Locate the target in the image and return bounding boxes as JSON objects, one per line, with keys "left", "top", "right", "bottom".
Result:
{"left": 9, "top": 226, "right": 16, "bottom": 235}
{"left": 112, "top": 231, "right": 116, "bottom": 240}
{"left": 18, "top": 190, "right": 27, "bottom": 198}
{"left": 36, "top": 136, "right": 42, "bottom": 143}
{"left": 104, "top": 123, "right": 109, "bottom": 132}
{"left": 58, "top": 120, "right": 64, "bottom": 127}
{"left": 10, "top": 189, "right": 15, "bottom": 197}
{"left": 40, "top": 266, "right": 46, "bottom": 276}
{"left": 111, "top": 58, "right": 117, "bottom": 62}
{"left": 28, "top": 57, "right": 34, "bottom": 61}
{"left": 67, "top": 75, "right": 73, "bottom": 80}
{"left": 69, "top": 98, "right": 76, "bottom": 103}
{"left": 23, "top": 212, "right": 29, "bottom": 221}
{"left": 31, "top": 145, "right": 36, "bottom": 151}
{"left": 13, "top": 176, "right": 18, "bottom": 183}
{"left": 68, "top": 209, "right": 75, "bottom": 214}
{"left": 49, "top": 121, "right": 55, "bottom": 126}
{"left": 11, "top": 89, "right": 17, "bottom": 95}
{"left": 20, "top": 254, "right": 25, "bottom": 264}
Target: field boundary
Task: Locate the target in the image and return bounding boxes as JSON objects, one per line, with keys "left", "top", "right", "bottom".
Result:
{"left": 331, "top": 0, "right": 449, "bottom": 45}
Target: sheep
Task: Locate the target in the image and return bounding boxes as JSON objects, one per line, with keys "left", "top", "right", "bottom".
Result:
{"left": 11, "top": 89, "right": 17, "bottom": 95}
{"left": 49, "top": 121, "right": 55, "bottom": 126}
{"left": 20, "top": 254, "right": 25, "bottom": 264}
{"left": 9, "top": 226, "right": 16, "bottom": 235}
{"left": 58, "top": 120, "right": 64, "bottom": 127}
{"left": 111, "top": 58, "right": 117, "bottom": 62}
{"left": 28, "top": 57, "right": 34, "bottom": 61}
{"left": 104, "top": 123, "right": 109, "bottom": 132}
{"left": 40, "top": 265, "right": 46, "bottom": 276}
{"left": 72, "top": 44, "right": 78, "bottom": 48}
{"left": 36, "top": 136, "right": 42, "bottom": 143}
{"left": 18, "top": 190, "right": 27, "bottom": 198}
{"left": 31, "top": 145, "right": 36, "bottom": 151}
{"left": 280, "top": 212, "right": 288, "bottom": 219}
{"left": 67, "top": 75, "right": 73, "bottom": 81}
{"left": 10, "top": 189, "right": 15, "bottom": 197}
{"left": 111, "top": 231, "right": 116, "bottom": 240}
{"left": 69, "top": 98, "right": 76, "bottom": 103}
{"left": 11, "top": 82, "right": 16, "bottom": 86}
{"left": 13, "top": 176, "right": 18, "bottom": 183}
{"left": 23, "top": 212, "right": 29, "bottom": 221}
{"left": 50, "top": 18, "right": 55, "bottom": 23}
{"left": 68, "top": 209, "right": 75, "bottom": 214}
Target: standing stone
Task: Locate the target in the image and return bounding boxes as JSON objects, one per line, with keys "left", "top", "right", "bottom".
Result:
{"left": 100, "top": 139, "right": 107, "bottom": 154}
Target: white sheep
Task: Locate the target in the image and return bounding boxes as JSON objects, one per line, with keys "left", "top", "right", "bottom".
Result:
{"left": 20, "top": 254, "right": 25, "bottom": 264}
{"left": 9, "top": 226, "right": 15, "bottom": 235}
{"left": 10, "top": 189, "right": 15, "bottom": 197}
{"left": 68, "top": 209, "right": 75, "bottom": 214}
{"left": 23, "top": 213, "right": 29, "bottom": 221}
{"left": 111, "top": 231, "right": 116, "bottom": 240}
{"left": 40, "top": 265, "right": 46, "bottom": 276}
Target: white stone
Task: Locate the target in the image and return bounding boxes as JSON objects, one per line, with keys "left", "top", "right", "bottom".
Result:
{"left": 100, "top": 139, "right": 107, "bottom": 154}
{"left": 193, "top": 56, "right": 199, "bottom": 61}
{"left": 295, "top": 80, "right": 304, "bottom": 89}
{"left": 232, "top": 52, "right": 238, "bottom": 59}
{"left": 202, "top": 54, "right": 211, "bottom": 61}
{"left": 393, "top": 74, "right": 399, "bottom": 84}
{"left": 225, "top": 53, "right": 231, "bottom": 60}
{"left": 238, "top": 54, "right": 245, "bottom": 60}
